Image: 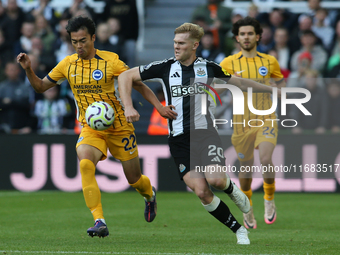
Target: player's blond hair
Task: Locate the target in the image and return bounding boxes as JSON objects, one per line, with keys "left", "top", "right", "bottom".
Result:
{"left": 174, "top": 23, "right": 204, "bottom": 42}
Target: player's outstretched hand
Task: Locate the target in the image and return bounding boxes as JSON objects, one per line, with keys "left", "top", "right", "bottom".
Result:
{"left": 17, "top": 53, "right": 31, "bottom": 70}
{"left": 124, "top": 106, "right": 140, "bottom": 123}
{"left": 159, "top": 105, "right": 177, "bottom": 120}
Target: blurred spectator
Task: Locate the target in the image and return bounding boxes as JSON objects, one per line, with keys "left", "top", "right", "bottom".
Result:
{"left": 268, "top": 48, "right": 290, "bottom": 79}
{"left": 325, "top": 79, "right": 340, "bottom": 133}
{"left": 0, "top": 0, "right": 26, "bottom": 50}
{"left": 223, "top": 8, "right": 246, "bottom": 56}
{"left": 147, "top": 88, "right": 168, "bottom": 135}
{"left": 63, "top": 0, "right": 97, "bottom": 22}
{"left": 0, "top": 62, "right": 33, "bottom": 134}
{"left": 107, "top": 17, "right": 125, "bottom": 58}
{"left": 257, "top": 8, "right": 298, "bottom": 33}
{"left": 287, "top": 51, "right": 324, "bottom": 88}
{"left": 257, "top": 24, "right": 274, "bottom": 53}
{"left": 319, "top": 79, "right": 338, "bottom": 132}
{"left": 35, "top": 14, "right": 56, "bottom": 54}
{"left": 94, "top": 22, "right": 123, "bottom": 57}
{"left": 103, "top": 0, "right": 139, "bottom": 67}
{"left": 197, "top": 30, "right": 225, "bottom": 63}
{"left": 191, "top": 0, "right": 232, "bottom": 50}
{"left": 272, "top": 27, "right": 292, "bottom": 72}
{"left": 290, "top": 69, "right": 328, "bottom": 134}
{"left": 326, "top": 20, "right": 340, "bottom": 73}
{"left": 30, "top": 36, "right": 56, "bottom": 72}
{"left": 247, "top": 3, "right": 259, "bottom": 19}
{"left": 0, "top": 28, "right": 13, "bottom": 68}
{"left": 34, "top": 85, "right": 73, "bottom": 134}
{"left": 289, "top": 15, "right": 314, "bottom": 54}
{"left": 13, "top": 20, "right": 36, "bottom": 56}
{"left": 305, "top": 0, "right": 339, "bottom": 28}
{"left": 30, "top": 0, "right": 59, "bottom": 29}
{"left": 311, "top": 8, "right": 334, "bottom": 52}
{"left": 290, "top": 30, "right": 327, "bottom": 73}
{"left": 54, "top": 16, "right": 74, "bottom": 64}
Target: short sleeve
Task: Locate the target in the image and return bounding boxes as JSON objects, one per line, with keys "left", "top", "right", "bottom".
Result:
{"left": 139, "top": 60, "right": 167, "bottom": 81}
{"left": 270, "top": 57, "right": 284, "bottom": 79}
{"left": 46, "top": 57, "right": 68, "bottom": 83}
{"left": 211, "top": 62, "right": 231, "bottom": 83}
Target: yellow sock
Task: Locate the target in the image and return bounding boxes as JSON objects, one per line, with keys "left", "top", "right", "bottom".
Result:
{"left": 263, "top": 181, "right": 275, "bottom": 201}
{"left": 130, "top": 175, "right": 153, "bottom": 200}
{"left": 241, "top": 188, "right": 253, "bottom": 206}
{"left": 80, "top": 159, "right": 104, "bottom": 221}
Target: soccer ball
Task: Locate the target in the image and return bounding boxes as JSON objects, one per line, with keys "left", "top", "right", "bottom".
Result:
{"left": 85, "top": 101, "right": 115, "bottom": 131}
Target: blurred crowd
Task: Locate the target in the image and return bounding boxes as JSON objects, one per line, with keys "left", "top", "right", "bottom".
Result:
{"left": 1, "top": 0, "right": 340, "bottom": 135}
{"left": 193, "top": 0, "right": 340, "bottom": 135}
{"left": 0, "top": 0, "right": 139, "bottom": 134}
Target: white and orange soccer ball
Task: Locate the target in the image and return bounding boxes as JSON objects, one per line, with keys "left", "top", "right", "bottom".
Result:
{"left": 85, "top": 101, "right": 115, "bottom": 131}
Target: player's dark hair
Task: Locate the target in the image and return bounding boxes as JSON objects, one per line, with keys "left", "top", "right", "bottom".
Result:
{"left": 66, "top": 16, "right": 96, "bottom": 37}
{"left": 232, "top": 16, "right": 263, "bottom": 43}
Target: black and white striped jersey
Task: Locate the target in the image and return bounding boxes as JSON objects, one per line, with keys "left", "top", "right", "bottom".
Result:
{"left": 139, "top": 57, "right": 231, "bottom": 137}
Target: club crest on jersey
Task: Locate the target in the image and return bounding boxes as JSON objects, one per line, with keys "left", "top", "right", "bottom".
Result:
{"left": 92, "top": 69, "right": 103, "bottom": 81}
{"left": 258, "top": 66, "right": 268, "bottom": 76}
{"left": 196, "top": 68, "right": 206, "bottom": 77}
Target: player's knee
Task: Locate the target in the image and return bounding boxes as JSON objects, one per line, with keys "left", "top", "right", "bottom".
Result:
{"left": 79, "top": 159, "right": 96, "bottom": 176}
{"left": 195, "top": 188, "right": 212, "bottom": 202}
{"left": 206, "top": 178, "right": 226, "bottom": 190}
{"left": 259, "top": 155, "right": 272, "bottom": 166}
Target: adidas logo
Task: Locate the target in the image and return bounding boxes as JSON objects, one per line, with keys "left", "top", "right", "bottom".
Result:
{"left": 171, "top": 72, "right": 180, "bottom": 78}
{"left": 211, "top": 156, "right": 221, "bottom": 162}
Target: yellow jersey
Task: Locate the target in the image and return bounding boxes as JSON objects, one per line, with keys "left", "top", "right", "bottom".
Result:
{"left": 47, "top": 49, "right": 130, "bottom": 129}
{"left": 220, "top": 51, "right": 284, "bottom": 134}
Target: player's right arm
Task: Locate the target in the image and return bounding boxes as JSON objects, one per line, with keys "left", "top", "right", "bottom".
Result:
{"left": 17, "top": 53, "right": 56, "bottom": 93}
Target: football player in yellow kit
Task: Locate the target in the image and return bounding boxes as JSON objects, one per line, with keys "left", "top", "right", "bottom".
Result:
{"left": 17, "top": 16, "right": 176, "bottom": 238}
{"left": 220, "top": 17, "right": 286, "bottom": 229}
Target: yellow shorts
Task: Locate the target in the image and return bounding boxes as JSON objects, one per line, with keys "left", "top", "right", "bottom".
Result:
{"left": 231, "top": 122, "right": 278, "bottom": 162}
{"left": 76, "top": 123, "right": 138, "bottom": 162}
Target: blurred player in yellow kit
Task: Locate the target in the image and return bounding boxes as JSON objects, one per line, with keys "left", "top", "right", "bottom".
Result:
{"left": 17, "top": 16, "right": 176, "bottom": 238}
{"left": 220, "top": 17, "right": 285, "bottom": 229}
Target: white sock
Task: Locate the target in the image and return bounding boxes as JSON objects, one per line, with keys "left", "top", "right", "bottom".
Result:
{"left": 202, "top": 195, "right": 221, "bottom": 212}
{"left": 95, "top": 218, "right": 106, "bottom": 224}
{"left": 145, "top": 191, "right": 155, "bottom": 202}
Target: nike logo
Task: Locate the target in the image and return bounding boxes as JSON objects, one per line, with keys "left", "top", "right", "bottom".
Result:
{"left": 235, "top": 70, "right": 245, "bottom": 74}
{"left": 71, "top": 74, "right": 80, "bottom": 77}
{"left": 91, "top": 209, "right": 96, "bottom": 214}
{"left": 130, "top": 149, "right": 136, "bottom": 154}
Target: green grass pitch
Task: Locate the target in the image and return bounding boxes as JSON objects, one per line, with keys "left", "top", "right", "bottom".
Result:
{"left": 0, "top": 191, "right": 339, "bottom": 255}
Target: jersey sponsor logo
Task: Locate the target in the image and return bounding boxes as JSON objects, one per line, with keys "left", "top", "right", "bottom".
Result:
{"left": 171, "top": 83, "right": 206, "bottom": 97}
{"left": 258, "top": 66, "right": 268, "bottom": 76}
{"left": 92, "top": 69, "right": 103, "bottom": 81}
{"left": 196, "top": 68, "right": 206, "bottom": 77}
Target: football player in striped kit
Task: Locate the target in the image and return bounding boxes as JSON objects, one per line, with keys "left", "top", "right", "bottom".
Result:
{"left": 119, "top": 23, "right": 281, "bottom": 245}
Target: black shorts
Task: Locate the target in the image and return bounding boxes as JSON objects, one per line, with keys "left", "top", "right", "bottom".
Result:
{"left": 168, "top": 129, "right": 225, "bottom": 180}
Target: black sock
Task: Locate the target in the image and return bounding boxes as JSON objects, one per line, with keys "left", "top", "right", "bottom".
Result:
{"left": 209, "top": 199, "right": 241, "bottom": 233}
{"left": 223, "top": 181, "right": 233, "bottom": 194}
